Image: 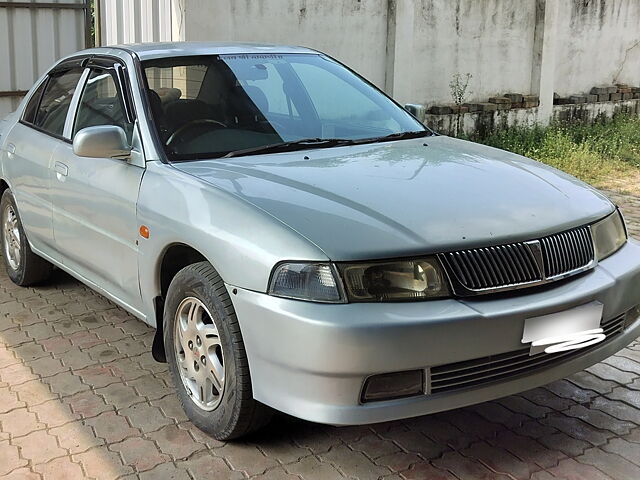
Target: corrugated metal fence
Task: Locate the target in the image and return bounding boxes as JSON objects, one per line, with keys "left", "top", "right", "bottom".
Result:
{"left": 0, "top": 0, "right": 91, "bottom": 119}
{"left": 98, "top": 0, "right": 173, "bottom": 46}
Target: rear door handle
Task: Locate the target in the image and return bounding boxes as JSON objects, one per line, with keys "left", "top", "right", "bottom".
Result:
{"left": 54, "top": 161, "right": 68, "bottom": 177}
{"left": 6, "top": 143, "right": 15, "bottom": 155}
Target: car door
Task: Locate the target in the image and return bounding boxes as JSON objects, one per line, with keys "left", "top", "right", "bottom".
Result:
{"left": 3, "top": 64, "right": 85, "bottom": 258}
{"left": 50, "top": 59, "right": 145, "bottom": 313}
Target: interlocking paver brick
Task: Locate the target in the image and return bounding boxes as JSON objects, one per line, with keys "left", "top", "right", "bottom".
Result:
{"left": 41, "top": 371, "right": 88, "bottom": 397}
{"left": 564, "top": 404, "right": 635, "bottom": 435}
{"left": 252, "top": 467, "right": 302, "bottom": 479}
{"left": 541, "top": 413, "right": 613, "bottom": 446}
{"left": 350, "top": 433, "right": 400, "bottom": 459}
{"left": 462, "top": 441, "right": 537, "bottom": 480}
{"left": 39, "top": 336, "right": 73, "bottom": 355}
{"left": 29, "top": 399, "right": 78, "bottom": 428}
{"left": 400, "top": 462, "right": 459, "bottom": 480}
{"left": 607, "top": 386, "right": 640, "bottom": 407}
{"left": 50, "top": 419, "right": 104, "bottom": 454}
{"left": 603, "top": 355, "right": 640, "bottom": 375}
{"left": 591, "top": 396, "right": 640, "bottom": 424}
{"left": 177, "top": 451, "right": 245, "bottom": 480}
{"left": 12, "top": 379, "right": 58, "bottom": 406}
{"left": 537, "top": 431, "right": 591, "bottom": 457}
{"left": 151, "top": 395, "right": 189, "bottom": 423}
{"left": 12, "top": 430, "right": 66, "bottom": 464}
{"left": 120, "top": 402, "right": 172, "bottom": 433}
{"left": 375, "top": 451, "right": 423, "bottom": 472}
{"left": 0, "top": 387, "right": 26, "bottom": 413}
{"left": 74, "top": 445, "right": 134, "bottom": 479}
{"left": 33, "top": 457, "right": 85, "bottom": 480}
{"left": 66, "top": 390, "right": 113, "bottom": 418}
{"left": 0, "top": 440, "right": 28, "bottom": 475}
{"left": 577, "top": 447, "right": 640, "bottom": 479}
{"left": 0, "top": 407, "right": 46, "bottom": 437}
{"left": 86, "top": 344, "right": 120, "bottom": 363}
{"left": 3, "top": 468, "right": 41, "bottom": 479}
{"left": 215, "top": 442, "right": 280, "bottom": 476}
{"left": 470, "top": 401, "right": 529, "bottom": 429}
{"left": 380, "top": 428, "right": 447, "bottom": 459}
{"left": 138, "top": 462, "right": 191, "bottom": 480}
{"left": 568, "top": 370, "right": 618, "bottom": 394}
{"left": 547, "top": 457, "right": 614, "bottom": 480}
{"left": 111, "top": 436, "right": 171, "bottom": 472}
{"left": 85, "top": 411, "right": 141, "bottom": 443}
{"left": 545, "top": 379, "right": 597, "bottom": 403}
{"left": 128, "top": 374, "right": 174, "bottom": 400}
{"left": 588, "top": 362, "right": 638, "bottom": 384}
{"left": 602, "top": 437, "right": 640, "bottom": 466}
{"left": 321, "top": 444, "right": 391, "bottom": 479}
{"left": 488, "top": 430, "right": 566, "bottom": 470}
{"left": 148, "top": 424, "right": 205, "bottom": 460}
{"left": 95, "top": 382, "right": 144, "bottom": 409}
{"left": 433, "top": 450, "right": 512, "bottom": 480}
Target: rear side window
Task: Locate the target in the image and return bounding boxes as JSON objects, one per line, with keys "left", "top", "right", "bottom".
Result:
{"left": 73, "top": 68, "right": 132, "bottom": 140}
{"left": 22, "top": 79, "right": 48, "bottom": 124}
{"left": 34, "top": 68, "right": 83, "bottom": 137}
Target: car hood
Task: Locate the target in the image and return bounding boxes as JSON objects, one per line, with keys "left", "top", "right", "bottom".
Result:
{"left": 174, "top": 136, "right": 615, "bottom": 260}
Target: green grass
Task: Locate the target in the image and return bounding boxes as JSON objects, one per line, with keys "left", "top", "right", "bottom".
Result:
{"left": 468, "top": 115, "right": 640, "bottom": 194}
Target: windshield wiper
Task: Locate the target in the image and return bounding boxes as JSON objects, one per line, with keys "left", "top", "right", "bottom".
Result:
{"left": 350, "top": 130, "right": 433, "bottom": 145}
{"left": 221, "top": 138, "right": 353, "bottom": 159}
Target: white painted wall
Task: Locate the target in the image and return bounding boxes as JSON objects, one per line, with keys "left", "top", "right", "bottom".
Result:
{"left": 98, "top": 0, "right": 640, "bottom": 125}
{"left": 554, "top": 0, "right": 640, "bottom": 96}
{"left": 181, "top": 0, "right": 389, "bottom": 91}
{"left": 398, "top": 0, "right": 537, "bottom": 106}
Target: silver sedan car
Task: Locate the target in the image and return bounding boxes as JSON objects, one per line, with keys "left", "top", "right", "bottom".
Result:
{"left": 1, "top": 42, "right": 639, "bottom": 440}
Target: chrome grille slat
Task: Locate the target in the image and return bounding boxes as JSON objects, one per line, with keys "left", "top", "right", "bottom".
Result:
{"left": 429, "top": 314, "right": 625, "bottom": 394}
{"left": 442, "top": 225, "right": 594, "bottom": 293}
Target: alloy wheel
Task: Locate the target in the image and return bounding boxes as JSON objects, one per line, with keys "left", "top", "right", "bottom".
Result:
{"left": 3, "top": 204, "right": 21, "bottom": 271}
{"left": 173, "top": 296, "right": 225, "bottom": 411}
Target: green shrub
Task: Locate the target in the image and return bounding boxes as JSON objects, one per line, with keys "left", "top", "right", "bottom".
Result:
{"left": 468, "top": 115, "right": 640, "bottom": 192}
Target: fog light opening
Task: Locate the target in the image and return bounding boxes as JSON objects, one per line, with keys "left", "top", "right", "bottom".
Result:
{"left": 361, "top": 370, "right": 424, "bottom": 403}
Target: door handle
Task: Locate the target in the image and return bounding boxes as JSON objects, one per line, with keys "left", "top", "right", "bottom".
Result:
{"left": 6, "top": 143, "right": 15, "bottom": 155}
{"left": 54, "top": 161, "right": 68, "bottom": 177}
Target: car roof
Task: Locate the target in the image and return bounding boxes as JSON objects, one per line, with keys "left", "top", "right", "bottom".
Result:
{"left": 103, "top": 41, "right": 319, "bottom": 60}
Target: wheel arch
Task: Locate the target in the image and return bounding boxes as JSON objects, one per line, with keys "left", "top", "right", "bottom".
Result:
{"left": 151, "top": 242, "right": 209, "bottom": 362}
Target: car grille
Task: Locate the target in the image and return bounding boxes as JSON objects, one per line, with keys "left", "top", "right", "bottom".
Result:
{"left": 428, "top": 313, "right": 625, "bottom": 395}
{"left": 540, "top": 226, "right": 594, "bottom": 278}
{"left": 440, "top": 225, "right": 594, "bottom": 293}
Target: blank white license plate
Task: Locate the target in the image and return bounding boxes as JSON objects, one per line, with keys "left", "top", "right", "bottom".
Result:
{"left": 522, "top": 302, "right": 604, "bottom": 355}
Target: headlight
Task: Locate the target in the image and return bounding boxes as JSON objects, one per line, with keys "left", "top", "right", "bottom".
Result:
{"left": 338, "top": 258, "right": 450, "bottom": 302}
{"left": 268, "top": 263, "right": 344, "bottom": 303}
{"left": 592, "top": 210, "right": 627, "bottom": 261}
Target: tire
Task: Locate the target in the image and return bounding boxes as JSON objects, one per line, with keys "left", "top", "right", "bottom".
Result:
{"left": 164, "top": 261, "right": 272, "bottom": 440}
{"left": 0, "top": 190, "right": 53, "bottom": 286}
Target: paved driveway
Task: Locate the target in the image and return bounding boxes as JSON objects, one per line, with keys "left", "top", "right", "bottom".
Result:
{"left": 1, "top": 192, "right": 639, "bottom": 480}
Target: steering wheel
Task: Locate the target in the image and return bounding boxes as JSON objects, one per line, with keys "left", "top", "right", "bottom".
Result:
{"left": 166, "top": 119, "right": 227, "bottom": 147}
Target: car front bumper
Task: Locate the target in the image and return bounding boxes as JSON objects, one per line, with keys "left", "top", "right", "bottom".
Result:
{"left": 229, "top": 239, "right": 640, "bottom": 425}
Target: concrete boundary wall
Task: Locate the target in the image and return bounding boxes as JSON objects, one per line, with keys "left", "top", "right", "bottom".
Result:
{"left": 98, "top": 0, "right": 640, "bottom": 128}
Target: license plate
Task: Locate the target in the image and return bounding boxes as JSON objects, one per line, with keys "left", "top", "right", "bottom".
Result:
{"left": 522, "top": 302, "right": 605, "bottom": 355}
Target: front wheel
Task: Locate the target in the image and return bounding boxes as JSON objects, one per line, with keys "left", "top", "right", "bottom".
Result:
{"left": 0, "top": 190, "right": 52, "bottom": 286}
{"left": 163, "top": 261, "right": 272, "bottom": 440}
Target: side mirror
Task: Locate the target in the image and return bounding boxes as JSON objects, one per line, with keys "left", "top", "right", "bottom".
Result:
{"left": 73, "top": 125, "right": 131, "bottom": 159}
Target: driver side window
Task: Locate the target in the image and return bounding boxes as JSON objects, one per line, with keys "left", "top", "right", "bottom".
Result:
{"left": 73, "top": 69, "right": 132, "bottom": 140}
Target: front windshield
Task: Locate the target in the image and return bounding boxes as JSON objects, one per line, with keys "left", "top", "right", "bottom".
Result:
{"left": 142, "top": 53, "right": 427, "bottom": 160}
